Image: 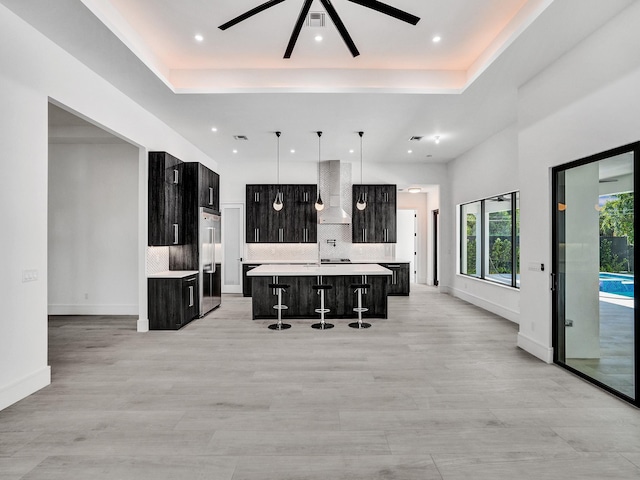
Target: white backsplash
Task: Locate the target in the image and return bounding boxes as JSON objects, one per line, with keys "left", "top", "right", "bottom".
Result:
{"left": 146, "top": 246, "right": 169, "bottom": 274}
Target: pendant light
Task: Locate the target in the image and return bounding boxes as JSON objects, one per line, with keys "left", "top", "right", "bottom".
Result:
{"left": 273, "top": 131, "right": 283, "bottom": 211}
{"left": 314, "top": 131, "right": 325, "bottom": 211}
{"left": 356, "top": 131, "right": 367, "bottom": 211}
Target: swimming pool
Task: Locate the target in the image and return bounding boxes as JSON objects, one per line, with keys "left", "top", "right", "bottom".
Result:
{"left": 599, "top": 273, "right": 634, "bottom": 297}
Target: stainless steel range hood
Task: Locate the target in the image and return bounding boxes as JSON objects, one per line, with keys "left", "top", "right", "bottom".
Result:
{"left": 318, "top": 160, "right": 351, "bottom": 224}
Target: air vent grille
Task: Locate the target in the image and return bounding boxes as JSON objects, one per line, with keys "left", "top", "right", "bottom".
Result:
{"left": 306, "top": 12, "right": 326, "bottom": 27}
{"left": 409, "top": 136, "right": 423, "bottom": 141}
{"left": 233, "top": 135, "right": 249, "bottom": 141}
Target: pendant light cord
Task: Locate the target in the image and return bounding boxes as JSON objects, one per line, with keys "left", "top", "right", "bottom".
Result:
{"left": 276, "top": 131, "right": 281, "bottom": 185}
{"left": 359, "top": 131, "right": 364, "bottom": 183}
{"left": 317, "top": 131, "right": 322, "bottom": 197}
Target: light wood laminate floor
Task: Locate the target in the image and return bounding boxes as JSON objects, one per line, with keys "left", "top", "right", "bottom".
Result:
{"left": 1, "top": 285, "right": 639, "bottom": 479}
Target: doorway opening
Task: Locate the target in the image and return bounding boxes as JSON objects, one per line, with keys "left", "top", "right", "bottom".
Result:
{"left": 552, "top": 141, "right": 639, "bottom": 406}
{"left": 47, "top": 102, "right": 140, "bottom": 334}
{"left": 397, "top": 209, "right": 417, "bottom": 284}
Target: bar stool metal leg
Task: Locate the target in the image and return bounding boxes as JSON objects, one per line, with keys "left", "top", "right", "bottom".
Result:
{"left": 349, "top": 284, "right": 371, "bottom": 329}
{"left": 311, "top": 284, "right": 334, "bottom": 330}
{"left": 268, "top": 283, "right": 291, "bottom": 330}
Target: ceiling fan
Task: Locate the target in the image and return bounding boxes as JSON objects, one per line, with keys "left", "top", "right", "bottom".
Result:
{"left": 218, "top": 0, "right": 420, "bottom": 58}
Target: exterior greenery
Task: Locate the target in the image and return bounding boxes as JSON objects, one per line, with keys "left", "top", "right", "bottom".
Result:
{"left": 599, "top": 192, "right": 634, "bottom": 273}
{"left": 460, "top": 192, "right": 520, "bottom": 287}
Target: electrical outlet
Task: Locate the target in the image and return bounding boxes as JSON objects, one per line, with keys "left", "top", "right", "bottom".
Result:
{"left": 22, "top": 270, "right": 38, "bottom": 283}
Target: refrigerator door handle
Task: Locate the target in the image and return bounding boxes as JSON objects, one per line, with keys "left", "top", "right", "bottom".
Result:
{"left": 211, "top": 227, "right": 216, "bottom": 272}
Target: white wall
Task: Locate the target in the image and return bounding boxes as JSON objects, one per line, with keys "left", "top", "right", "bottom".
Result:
{"left": 444, "top": 124, "right": 521, "bottom": 323}
{"left": 517, "top": 0, "right": 640, "bottom": 362}
{"left": 48, "top": 143, "right": 139, "bottom": 315}
{"left": 0, "top": 4, "right": 216, "bottom": 410}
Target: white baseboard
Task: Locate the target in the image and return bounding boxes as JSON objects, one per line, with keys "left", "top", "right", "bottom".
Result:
{"left": 48, "top": 304, "right": 138, "bottom": 316}
{"left": 517, "top": 332, "right": 554, "bottom": 363}
{"left": 450, "top": 287, "right": 520, "bottom": 324}
{"left": 0, "top": 366, "right": 51, "bottom": 411}
{"left": 137, "top": 317, "right": 149, "bottom": 332}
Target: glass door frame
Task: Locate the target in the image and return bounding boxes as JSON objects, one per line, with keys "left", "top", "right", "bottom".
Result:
{"left": 552, "top": 141, "right": 640, "bottom": 407}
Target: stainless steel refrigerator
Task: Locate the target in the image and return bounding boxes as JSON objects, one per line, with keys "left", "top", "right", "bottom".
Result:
{"left": 199, "top": 207, "right": 221, "bottom": 316}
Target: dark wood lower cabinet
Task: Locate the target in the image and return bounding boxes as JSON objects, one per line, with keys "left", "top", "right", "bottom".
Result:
{"left": 250, "top": 275, "right": 388, "bottom": 320}
{"left": 242, "top": 264, "right": 261, "bottom": 297}
{"left": 148, "top": 275, "right": 198, "bottom": 330}
{"left": 380, "top": 263, "right": 410, "bottom": 296}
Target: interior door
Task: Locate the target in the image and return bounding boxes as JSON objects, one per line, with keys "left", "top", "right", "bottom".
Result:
{"left": 553, "top": 142, "right": 638, "bottom": 406}
{"left": 222, "top": 203, "right": 244, "bottom": 293}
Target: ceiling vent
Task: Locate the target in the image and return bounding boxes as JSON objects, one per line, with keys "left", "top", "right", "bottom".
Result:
{"left": 306, "top": 12, "right": 326, "bottom": 27}
{"left": 233, "top": 135, "right": 249, "bottom": 141}
{"left": 409, "top": 136, "right": 423, "bottom": 141}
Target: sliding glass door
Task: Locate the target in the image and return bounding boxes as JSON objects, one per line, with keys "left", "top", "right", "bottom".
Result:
{"left": 553, "top": 142, "right": 639, "bottom": 405}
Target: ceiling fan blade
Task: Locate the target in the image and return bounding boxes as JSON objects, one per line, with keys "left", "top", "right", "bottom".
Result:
{"left": 347, "top": 0, "right": 420, "bottom": 25}
{"left": 284, "top": 0, "right": 313, "bottom": 58}
{"left": 320, "top": 0, "right": 360, "bottom": 57}
{"left": 219, "top": 0, "right": 287, "bottom": 30}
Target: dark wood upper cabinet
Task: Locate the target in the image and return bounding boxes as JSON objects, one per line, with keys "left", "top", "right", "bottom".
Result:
{"left": 352, "top": 184, "right": 396, "bottom": 243}
{"left": 246, "top": 184, "right": 317, "bottom": 243}
{"left": 148, "top": 151, "right": 183, "bottom": 246}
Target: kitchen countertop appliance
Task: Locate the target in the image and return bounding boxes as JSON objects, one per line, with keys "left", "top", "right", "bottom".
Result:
{"left": 200, "top": 207, "right": 221, "bottom": 316}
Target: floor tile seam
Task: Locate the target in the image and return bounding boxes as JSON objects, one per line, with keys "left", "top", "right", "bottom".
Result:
{"left": 429, "top": 453, "right": 446, "bottom": 480}
{"left": 619, "top": 452, "right": 640, "bottom": 469}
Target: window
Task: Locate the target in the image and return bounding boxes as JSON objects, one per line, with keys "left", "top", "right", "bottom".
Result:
{"left": 460, "top": 192, "right": 520, "bottom": 288}
{"left": 460, "top": 201, "right": 481, "bottom": 278}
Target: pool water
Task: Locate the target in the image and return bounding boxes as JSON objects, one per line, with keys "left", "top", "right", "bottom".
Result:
{"left": 599, "top": 273, "right": 634, "bottom": 297}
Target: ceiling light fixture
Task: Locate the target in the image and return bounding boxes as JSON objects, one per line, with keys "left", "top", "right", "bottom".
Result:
{"left": 194, "top": 34, "right": 204, "bottom": 42}
{"left": 211, "top": 127, "right": 218, "bottom": 132}
{"left": 432, "top": 35, "right": 441, "bottom": 43}
{"left": 434, "top": 135, "right": 440, "bottom": 144}
{"left": 408, "top": 150, "right": 413, "bottom": 154}
{"left": 273, "top": 131, "right": 284, "bottom": 211}
{"left": 356, "top": 131, "right": 367, "bottom": 211}
{"left": 290, "top": 149, "right": 296, "bottom": 154}
{"left": 315, "top": 35, "right": 323, "bottom": 42}
{"left": 233, "top": 149, "right": 238, "bottom": 154}
{"left": 315, "top": 131, "right": 324, "bottom": 211}
{"left": 408, "top": 187, "right": 421, "bottom": 193}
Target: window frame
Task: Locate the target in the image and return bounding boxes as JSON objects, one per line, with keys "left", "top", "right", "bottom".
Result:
{"left": 459, "top": 191, "right": 520, "bottom": 289}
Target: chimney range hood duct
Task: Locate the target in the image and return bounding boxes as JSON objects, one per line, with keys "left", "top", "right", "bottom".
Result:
{"left": 318, "top": 160, "right": 351, "bottom": 224}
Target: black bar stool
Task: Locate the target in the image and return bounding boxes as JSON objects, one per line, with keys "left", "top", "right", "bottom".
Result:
{"left": 268, "top": 283, "right": 291, "bottom": 331}
{"left": 311, "top": 284, "right": 334, "bottom": 330}
{"left": 349, "top": 283, "right": 372, "bottom": 329}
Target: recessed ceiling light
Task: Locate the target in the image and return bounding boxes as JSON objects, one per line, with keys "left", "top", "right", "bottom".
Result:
{"left": 290, "top": 149, "right": 296, "bottom": 154}
{"left": 315, "top": 35, "right": 323, "bottom": 42}
{"left": 408, "top": 187, "right": 422, "bottom": 193}
{"left": 195, "top": 34, "right": 204, "bottom": 42}
{"left": 349, "top": 149, "right": 354, "bottom": 154}
{"left": 434, "top": 136, "right": 441, "bottom": 144}
{"left": 211, "top": 127, "right": 218, "bottom": 132}
{"left": 232, "top": 149, "right": 238, "bottom": 154}
{"left": 432, "top": 35, "right": 441, "bottom": 43}
{"left": 407, "top": 150, "right": 413, "bottom": 154}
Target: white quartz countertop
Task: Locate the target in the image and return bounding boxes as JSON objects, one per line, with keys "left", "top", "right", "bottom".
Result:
{"left": 247, "top": 264, "right": 392, "bottom": 277}
{"left": 242, "top": 260, "right": 316, "bottom": 264}
{"left": 148, "top": 270, "right": 198, "bottom": 279}
{"left": 243, "top": 259, "right": 411, "bottom": 265}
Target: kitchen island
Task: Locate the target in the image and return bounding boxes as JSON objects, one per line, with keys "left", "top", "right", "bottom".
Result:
{"left": 247, "top": 264, "right": 392, "bottom": 320}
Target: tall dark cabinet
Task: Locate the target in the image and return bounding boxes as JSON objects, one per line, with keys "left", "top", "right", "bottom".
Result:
{"left": 171, "top": 162, "right": 220, "bottom": 271}
{"left": 148, "top": 152, "right": 184, "bottom": 246}
{"left": 246, "top": 184, "right": 317, "bottom": 243}
{"left": 352, "top": 184, "right": 397, "bottom": 243}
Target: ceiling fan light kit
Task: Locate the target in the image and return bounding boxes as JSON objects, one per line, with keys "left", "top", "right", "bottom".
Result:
{"left": 219, "top": 0, "right": 420, "bottom": 59}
